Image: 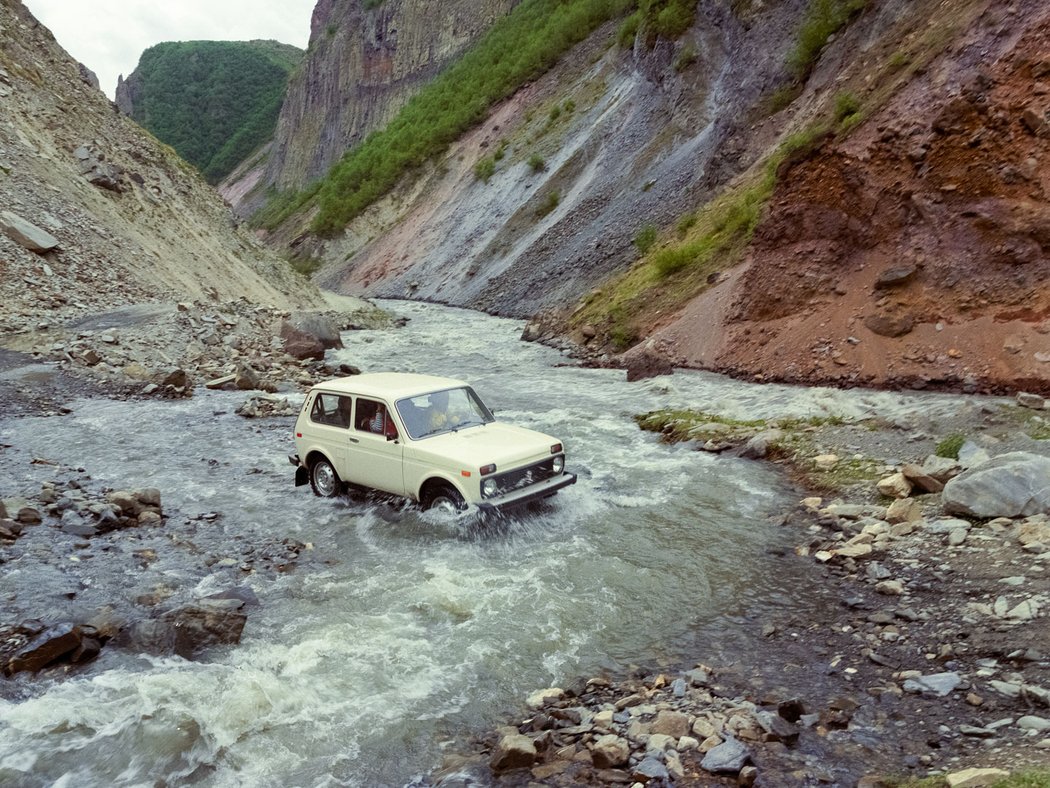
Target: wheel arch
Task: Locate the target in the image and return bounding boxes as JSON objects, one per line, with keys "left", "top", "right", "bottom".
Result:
{"left": 417, "top": 474, "right": 467, "bottom": 505}
{"left": 304, "top": 448, "right": 335, "bottom": 470}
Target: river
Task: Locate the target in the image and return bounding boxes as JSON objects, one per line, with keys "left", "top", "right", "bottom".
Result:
{"left": 0, "top": 301, "right": 974, "bottom": 786}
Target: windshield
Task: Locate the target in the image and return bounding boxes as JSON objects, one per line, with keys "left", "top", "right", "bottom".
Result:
{"left": 395, "top": 386, "right": 494, "bottom": 440}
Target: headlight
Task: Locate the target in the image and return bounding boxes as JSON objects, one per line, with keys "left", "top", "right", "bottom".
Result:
{"left": 482, "top": 478, "right": 499, "bottom": 498}
{"left": 552, "top": 455, "right": 564, "bottom": 474}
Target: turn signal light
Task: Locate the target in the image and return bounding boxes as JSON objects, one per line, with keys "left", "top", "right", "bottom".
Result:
{"left": 550, "top": 443, "right": 562, "bottom": 454}
{"left": 461, "top": 470, "right": 472, "bottom": 477}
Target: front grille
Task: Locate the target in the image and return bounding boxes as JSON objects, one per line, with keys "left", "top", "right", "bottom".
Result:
{"left": 490, "top": 457, "right": 556, "bottom": 496}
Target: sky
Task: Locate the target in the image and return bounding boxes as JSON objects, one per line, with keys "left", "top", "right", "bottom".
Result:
{"left": 23, "top": 0, "right": 317, "bottom": 99}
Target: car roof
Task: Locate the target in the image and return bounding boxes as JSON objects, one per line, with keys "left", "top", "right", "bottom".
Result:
{"left": 310, "top": 372, "right": 469, "bottom": 400}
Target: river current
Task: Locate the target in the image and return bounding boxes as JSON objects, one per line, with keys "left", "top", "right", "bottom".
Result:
{"left": 0, "top": 301, "right": 975, "bottom": 786}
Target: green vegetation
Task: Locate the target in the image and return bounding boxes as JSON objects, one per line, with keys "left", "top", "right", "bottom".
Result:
{"left": 363, "top": 0, "right": 386, "bottom": 9}
{"left": 787, "top": 0, "right": 869, "bottom": 79}
{"left": 638, "top": 0, "right": 697, "bottom": 42}
{"left": 618, "top": 11, "right": 641, "bottom": 47}
{"left": 888, "top": 771, "right": 1050, "bottom": 788}
{"left": 474, "top": 156, "right": 496, "bottom": 182}
{"left": 935, "top": 433, "right": 966, "bottom": 459}
{"left": 528, "top": 153, "right": 546, "bottom": 172}
{"left": 571, "top": 123, "right": 829, "bottom": 350}
{"left": 269, "top": 0, "right": 633, "bottom": 235}
{"left": 127, "top": 40, "right": 302, "bottom": 184}
{"left": 673, "top": 42, "right": 698, "bottom": 71}
{"left": 633, "top": 224, "right": 657, "bottom": 254}
{"left": 833, "top": 90, "right": 861, "bottom": 122}
{"left": 535, "top": 190, "right": 561, "bottom": 218}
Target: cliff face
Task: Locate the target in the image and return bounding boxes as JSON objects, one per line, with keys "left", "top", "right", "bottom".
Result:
{"left": 0, "top": 0, "right": 321, "bottom": 330}
{"left": 262, "top": 0, "right": 519, "bottom": 192}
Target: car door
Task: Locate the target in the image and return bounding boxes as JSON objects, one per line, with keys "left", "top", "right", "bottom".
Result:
{"left": 308, "top": 391, "right": 352, "bottom": 473}
{"left": 346, "top": 397, "right": 405, "bottom": 495}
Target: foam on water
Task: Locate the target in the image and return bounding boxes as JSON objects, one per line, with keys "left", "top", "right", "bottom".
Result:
{"left": 0, "top": 301, "right": 991, "bottom": 786}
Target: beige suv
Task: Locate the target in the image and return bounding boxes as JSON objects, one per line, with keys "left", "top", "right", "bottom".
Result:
{"left": 290, "top": 373, "right": 576, "bottom": 513}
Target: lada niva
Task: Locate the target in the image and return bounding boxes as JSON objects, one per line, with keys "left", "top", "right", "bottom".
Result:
{"left": 290, "top": 372, "right": 576, "bottom": 513}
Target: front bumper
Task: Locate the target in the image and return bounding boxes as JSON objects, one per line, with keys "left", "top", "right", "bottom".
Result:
{"left": 477, "top": 472, "right": 577, "bottom": 512}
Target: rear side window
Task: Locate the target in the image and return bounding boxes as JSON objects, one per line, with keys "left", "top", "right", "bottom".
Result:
{"left": 355, "top": 398, "right": 398, "bottom": 439}
{"left": 310, "top": 393, "right": 352, "bottom": 428}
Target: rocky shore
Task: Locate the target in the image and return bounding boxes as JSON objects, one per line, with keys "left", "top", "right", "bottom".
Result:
{"left": 438, "top": 392, "right": 1050, "bottom": 787}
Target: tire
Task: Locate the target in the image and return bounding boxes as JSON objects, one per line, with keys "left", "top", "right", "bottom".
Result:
{"left": 310, "top": 457, "right": 342, "bottom": 498}
{"left": 425, "top": 484, "right": 466, "bottom": 515}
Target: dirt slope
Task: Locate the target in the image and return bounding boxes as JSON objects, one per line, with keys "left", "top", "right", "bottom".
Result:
{"left": 0, "top": 0, "right": 322, "bottom": 335}
{"left": 645, "top": 0, "right": 1050, "bottom": 395}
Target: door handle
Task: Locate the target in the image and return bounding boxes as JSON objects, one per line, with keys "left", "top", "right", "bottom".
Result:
{"left": 349, "top": 437, "right": 359, "bottom": 443}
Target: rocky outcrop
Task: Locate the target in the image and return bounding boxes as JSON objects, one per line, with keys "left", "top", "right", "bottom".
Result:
{"left": 0, "top": 0, "right": 325, "bottom": 334}
{"left": 262, "top": 0, "right": 519, "bottom": 193}
{"left": 942, "top": 452, "right": 1050, "bottom": 518}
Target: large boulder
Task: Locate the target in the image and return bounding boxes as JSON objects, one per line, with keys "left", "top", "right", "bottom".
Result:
{"left": 7, "top": 623, "right": 82, "bottom": 673}
{"left": 1, "top": 210, "right": 59, "bottom": 252}
{"left": 625, "top": 350, "right": 673, "bottom": 382}
{"left": 278, "top": 320, "right": 325, "bottom": 361}
{"left": 289, "top": 312, "right": 344, "bottom": 350}
{"left": 942, "top": 452, "right": 1050, "bottom": 518}
{"left": 489, "top": 733, "right": 537, "bottom": 772}
{"left": 123, "top": 602, "right": 247, "bottom": 659}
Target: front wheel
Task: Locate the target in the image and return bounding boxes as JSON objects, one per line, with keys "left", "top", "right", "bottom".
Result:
{"left": 425, "top": 485, "right": 466, "bottom": 515}
{"left": 310, "top": 457, "right": 342, "bottom": 498}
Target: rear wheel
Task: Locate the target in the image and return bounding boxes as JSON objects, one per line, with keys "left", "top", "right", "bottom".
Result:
{"left": 310, "top": 457, "right": 342, "bottom": 498}
{"left": 425, "top": 484, "right": 465, "bottom": 515}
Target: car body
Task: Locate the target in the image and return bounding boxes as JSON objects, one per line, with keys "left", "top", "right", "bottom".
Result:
{"left": 289, "top": 372, "right": 576, "bottom": 512}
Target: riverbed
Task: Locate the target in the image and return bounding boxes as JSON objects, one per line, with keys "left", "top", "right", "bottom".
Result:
{"left": 0, "top": 301, "right": 976, "bottom": 787}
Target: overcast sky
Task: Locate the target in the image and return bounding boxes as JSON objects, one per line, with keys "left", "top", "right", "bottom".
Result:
{"left": 23, "top": 0, "right": 317, "bottom": 99}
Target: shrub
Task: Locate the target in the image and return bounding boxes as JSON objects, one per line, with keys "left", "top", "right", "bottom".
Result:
{"left": 618, "top": 11, "right": 641, "bottom": 47}
{"left": 787, "top": 0, "right": 868, "bottom": 80}
{"left": 549, "top": 104, "right": 562, "bottom": 122}
{"left": 564, "top": 99, "right": 576, "bottom": 113}
{"left": 305, "top": 0, "right": 634, "bottom": 235}
{"left": 474, "top": 156, "right": 496, "bottom": 182}
{"left": 833, "top": 90, "right": 862, "bottom": 123}
{"left": 634, "top": 224, "right": 657, "bottom": 254}
{"left": 535, "top": 190, "right": 560, "bottom": 218}
{"left": 935, "top": 434, "right": 965, "bottom": 459}
{"left": 528, "top": 153, "right": 546, "bottom": 172}
{"left": 676, "top": 212, "right": 696, "bottom": 236}
{"left": 673, "top": 42, "right": 698, "bottom": 72}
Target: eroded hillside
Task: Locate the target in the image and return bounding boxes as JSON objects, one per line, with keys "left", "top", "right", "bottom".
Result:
{"left": 0, "top": 0, "right": 322, "bottom": 334}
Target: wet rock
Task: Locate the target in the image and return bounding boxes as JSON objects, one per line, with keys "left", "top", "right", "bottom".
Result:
{"left": 126, "top": 605, "right": 247, "bottom": 659}
{"left": 740, "top": 430, "right": 783, "bottom": 460}
{"left": 590, "top": 734, "right": 630, "bottom": 768}
{"left": 943, "top": 452, "right": 1050, "bottom": 517}
{"left": 700, "top": 735, "right": 750, "bottom": 774}
{"left": 236, "top": 394, "right": 296, "bottom": 418}
{"left": 7, "top": 623, "right": 81, "bottom": 673}
{"left": 625, "top": 350, "right": 673, "bottom": 382}
{"left": 1, "top": 210, "right": 60, "bottom": 252}
{"left": 489, "top": 733, "right": 536, "bottom": 772}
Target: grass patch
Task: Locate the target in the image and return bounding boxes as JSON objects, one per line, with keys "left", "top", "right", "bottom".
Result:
{"left": 528, "top": 153, "right": 546, "bottom": 172}
{"left": 633, "top": 224, "right": 658, "bottom": 254}
{"left": 935, "top": 433, "right": 965, "bottom": 459}
{"left": 474, "top": 155, "right": 496, "bottom": 182}
{"left": 676, "top": 212, "right": 697, "bottom": 236}
{"left": 535, "top": 190, "right": 560, "bottom": 218}
{"left": 787, "top": 0, "right": 868, "bottom": 80}
{"left": 264, "top": 0, "right": 633, "bottom": 235}
{"left": 673, "top": 42, "right": 698, "bottom": 71}
{"left": 618, "top": 11, "right": 641, "bottom": 47}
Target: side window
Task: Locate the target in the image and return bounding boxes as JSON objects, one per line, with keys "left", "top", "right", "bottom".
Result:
{"left": 355, "top": 398, "right": 398, "bottom": 439}
{"left": 310, "top": 393, "right": 352, "bottom": 428}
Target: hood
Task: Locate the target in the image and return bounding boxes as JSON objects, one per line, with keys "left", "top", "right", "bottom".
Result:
{"left": 410, "top": 422, "right": 559, "bottom": 470}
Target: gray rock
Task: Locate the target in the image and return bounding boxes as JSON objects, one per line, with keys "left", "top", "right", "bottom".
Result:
{"left": 922, "top": 455, "right": 962, "bottom": 482}
{"left": 651, "top": 710, "right": 689, "bottom": 738}
{"left": 989, "top": 680, "right": 1022, "bottom": 698}
{"left": 1, "top": 210, "right": 60, "bottom": 252}
{"left": 234, "top": 364, "right": 260, "bottom": 390}
{"left": 903, "top": 672, "right": 961, "bottom": 697}
{"left": 874, "top": 264, "right": 917, "bottom": 288}
{"left": 1017, "top": 392, "right": 1047, "bottom": 410}
{"left": 16, "top": 506, "right": 42, "bottom": 524}
{"left": 943, "top": 452, "right": 1050, "bottom": 518}
{"left": 631, "top": 757, "right": 669, "bottom": 782}
{"left": 289, "top": 312, "right": 344, "bottom": 350}
{"left": 957, "top": 441, "right": 991, "bottom": 468}
{"left": 740, "top": 429, "right": 784, "bottom": 460}
{"left": 1017, "top": 715, "right": 1050, "bottom": 732}
{"left": 700, "top": 736, "right": 750, "bottom": 774}
{"left": 124, "top": 605, "right": 247, "bottom": 659}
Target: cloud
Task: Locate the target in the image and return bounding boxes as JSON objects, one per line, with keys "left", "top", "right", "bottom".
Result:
{"left": 22, "top": 0, "right": 315, "bottom": 98}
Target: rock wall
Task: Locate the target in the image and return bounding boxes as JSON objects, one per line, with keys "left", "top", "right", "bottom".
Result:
{"left": 0, "top": 0, "right": 323, "bottom": 333}
{"left": 263, "top": 0, "right": 520, "bottom": 192}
